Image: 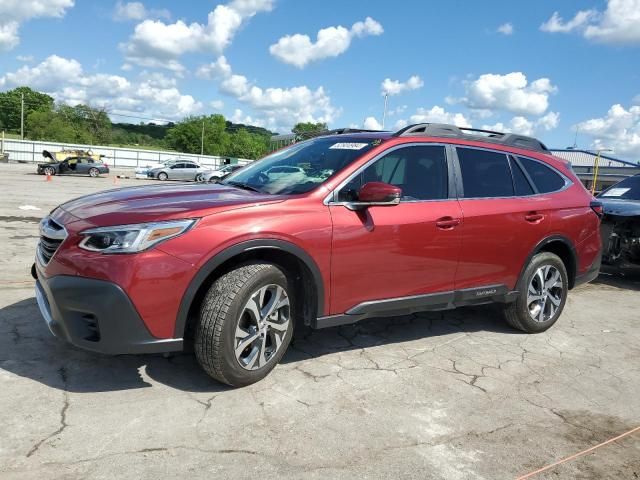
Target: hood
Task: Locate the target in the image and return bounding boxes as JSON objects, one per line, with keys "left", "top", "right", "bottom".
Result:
{"left": 59, "top": 183, "right": 285, "bottom": 226}
{"left": 599, "top": 198, "right": 640, "bottom": 217}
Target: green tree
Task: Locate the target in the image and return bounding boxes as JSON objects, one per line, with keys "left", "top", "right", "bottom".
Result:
{"left": 0, "top": 87, "right": 54, "bottom": 134}
{"left": 26, "top": 109, "right": 79, "bottom": 143}
{"left": 227, "top": 129, "right": 268, "bottom": 159}
{"left": 165, "top": 114, "right": 230, "bottom": 155}
{"left": 292, "top": 122, "right": 328, "bottom": 135}
{"left": 57, "top": 104, "right": 112, "bottom": 144}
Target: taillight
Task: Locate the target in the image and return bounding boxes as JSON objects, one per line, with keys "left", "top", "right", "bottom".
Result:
{"left": 590, "top": 201, "right": 604, "bottom": 218}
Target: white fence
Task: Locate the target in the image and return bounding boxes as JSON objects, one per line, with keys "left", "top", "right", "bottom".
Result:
{"left": 0, "top": 137, "right": 251, "bottom": 169}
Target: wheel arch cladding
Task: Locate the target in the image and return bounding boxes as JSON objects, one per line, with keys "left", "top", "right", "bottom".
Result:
{"left": 175, "top": 239, "right": 325, "bottom": 338}
{"left": 529, "top": 236, "right": 577, "bottom": 289}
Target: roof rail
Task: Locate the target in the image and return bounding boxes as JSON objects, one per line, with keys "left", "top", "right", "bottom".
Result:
{"left": 393, "top": 123, "right": 549, "bottom": 153}
{"left": 298, "top": 127, "right": 388, "bottom": 140}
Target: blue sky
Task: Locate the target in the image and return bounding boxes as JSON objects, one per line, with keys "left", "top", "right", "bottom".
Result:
{"left": 1, "top": 0, "right": 639, "bottom": 159}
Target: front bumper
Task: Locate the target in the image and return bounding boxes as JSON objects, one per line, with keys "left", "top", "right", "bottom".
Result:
{"left": 34, "top": 270, "right": 183, "bottom": 355}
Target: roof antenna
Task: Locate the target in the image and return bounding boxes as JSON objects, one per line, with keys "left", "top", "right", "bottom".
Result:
{"left": 571, "top": 126, "right": 579, "bottom": 149}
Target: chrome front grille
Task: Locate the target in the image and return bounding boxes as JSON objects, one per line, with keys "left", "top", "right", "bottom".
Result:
{"left": 37, "top": 217, "right": 67, "bottom": 265}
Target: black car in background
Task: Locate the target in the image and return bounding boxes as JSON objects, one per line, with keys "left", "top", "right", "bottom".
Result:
{"left": 37, "top": 151, "right": 110, "bottom": 177}
{"left": 597, "top": 174, "right": 640, "bottom": 268}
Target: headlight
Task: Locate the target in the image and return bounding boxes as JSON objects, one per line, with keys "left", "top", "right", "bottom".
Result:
{"left": 79, "top": 219, "right": 197, "bottom": 253}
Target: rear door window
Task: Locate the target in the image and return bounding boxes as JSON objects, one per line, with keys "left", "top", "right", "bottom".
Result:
{"left": 457, "top": 148, "right": 514, "bottom": 198}
{"left": 518, "top": 157, "right": 566, "bottom": 193}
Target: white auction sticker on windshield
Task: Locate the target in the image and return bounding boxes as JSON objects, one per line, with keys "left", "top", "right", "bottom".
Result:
{"left": 329, "top": 142, "right": 369, "bottom": 150}
{"left": 601, "top": 187, "right": 630, "bottom": 197}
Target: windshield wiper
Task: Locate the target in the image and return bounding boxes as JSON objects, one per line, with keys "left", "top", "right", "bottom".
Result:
{"left": 223, "top": 180, "right": 262, "bottom": 193}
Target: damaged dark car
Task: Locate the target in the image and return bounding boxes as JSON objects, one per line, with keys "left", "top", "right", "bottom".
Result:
{"left": 597, "top": 174, "right": 640, "bottom": 268}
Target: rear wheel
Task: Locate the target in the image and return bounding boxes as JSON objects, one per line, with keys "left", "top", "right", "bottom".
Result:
{"left": 194, "top": 263, "right": 294, "bottom": 386}
{"left": 503, "top": 252, "right": 568, "bottom": 333}
{"left": 89, "top": 167, "right": 99, "bottom": 177}
{"left": 195, "top": 173, "right": 203, "bottom": 182}
{"left": 157, "top": 172, "right": 168, "bottom": 181}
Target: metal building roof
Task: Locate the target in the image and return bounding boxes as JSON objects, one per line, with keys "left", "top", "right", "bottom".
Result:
{"left": 550, "top": 149, "right": 639, "bottom": 168}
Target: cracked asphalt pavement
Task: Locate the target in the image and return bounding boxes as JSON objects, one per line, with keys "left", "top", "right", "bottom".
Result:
{"left": 1, "top": 164, "right": 639, "bottom": 479}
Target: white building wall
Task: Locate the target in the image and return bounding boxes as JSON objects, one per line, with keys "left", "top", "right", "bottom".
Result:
{"left": 0, "top": 138, "right": 251, "bottom": 169}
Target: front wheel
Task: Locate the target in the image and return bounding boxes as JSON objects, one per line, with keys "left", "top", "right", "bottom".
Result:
{"left": 157, "top": 172, "right": 168, "bottom": 181}
{"left": 89, "top": 167, "right": 99, "bottom": 177}
{"left": 44, "top": 166, "right": 56, "bottom": 176}
{"left": 194, "top": 263, "right": 294, "bottom": 386}
{"left": 503, "top": 252, "right": 568, "bottom": 333}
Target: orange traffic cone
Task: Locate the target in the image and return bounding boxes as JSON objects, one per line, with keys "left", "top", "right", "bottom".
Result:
{"left": 45, "top": 173, "right": 51, "bottom": 182}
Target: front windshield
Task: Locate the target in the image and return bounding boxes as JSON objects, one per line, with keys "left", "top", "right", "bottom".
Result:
{"left": 221, "top": 137, "right": 382, "bottom": 194}
{"left": 598, "top": 175, "right": 640, "bottom": 200}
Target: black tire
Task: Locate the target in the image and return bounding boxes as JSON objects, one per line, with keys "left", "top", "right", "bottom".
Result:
{"left": 89, "top": 167, "right": 99, "bottom": 177}
{"left": 157, "top": 172, "right": 168, "bottom": 181}
{"left": 194, "top": 263, "right": 294, "bottom": 386}
{"left": 44, "top": 166, "right": 56, "bottom": 176}
{"left": 208, "top": 177, "right": 219, "bottom": 183}
{"left": 503, "top": 252, "right": 568, "bottom": 333}
{"left": 195, "top": 173, "right": 203, "bottom": 182}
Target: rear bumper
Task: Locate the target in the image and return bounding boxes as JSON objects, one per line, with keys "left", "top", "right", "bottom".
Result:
{"left": 34, "top": 270, "right": 183, "bottom": 355}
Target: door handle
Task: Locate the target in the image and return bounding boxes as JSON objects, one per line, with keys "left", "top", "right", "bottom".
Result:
{"left": 435, "top": 217, "right": 461, "bottom": 230}
{"left": 524, "top": 212, "right": 545, "bottom": 223}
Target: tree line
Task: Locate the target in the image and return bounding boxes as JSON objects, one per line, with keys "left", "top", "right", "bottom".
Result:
{"left": 0, "top": 87, "right": 329, "bottom": 159}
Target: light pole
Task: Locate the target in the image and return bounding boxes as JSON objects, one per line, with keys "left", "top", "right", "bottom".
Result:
{"left": 381, "top": 92, "right": 388, "bottom": 130}
{"left": 20, "top": 93, "right": 24, "bottom": 140}
{"left": 201, "top": 120, "right": 205, "bottom": 155}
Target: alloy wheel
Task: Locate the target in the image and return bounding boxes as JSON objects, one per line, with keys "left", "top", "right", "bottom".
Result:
{"left": 234, "top": 284, "right": 290, "bottom": 370}
{"left": 527, "top": 265, "right": 564, "bottom": 322}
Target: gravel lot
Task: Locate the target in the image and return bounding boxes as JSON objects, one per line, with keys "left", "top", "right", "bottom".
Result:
{"left": 0, "top": 163, "right": 639, "bottom": 479}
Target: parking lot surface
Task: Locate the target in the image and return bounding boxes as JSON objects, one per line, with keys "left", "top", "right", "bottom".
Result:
{"left": 0, "top": 163, "right": 639, "bottom": 479}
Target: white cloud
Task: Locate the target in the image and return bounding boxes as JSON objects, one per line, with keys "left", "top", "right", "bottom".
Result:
{"left": 210, "top": 100, "right": 224, "bottom": 110}
{"left": 196, "top": 56, "right": 233, "bottom": 79}
{"left": 113, "top": 1, "right": 170, "bottom": 21}
{"left": 459, "top": 72, "right": 557, "bottom": 116}
{"left": 363, "top": 117, "right": 383, "bottom": 130}
{"left": 121, "top": 0, "right": 273, "bottom": 71}
{"left": 541, "top": 0, "right": 640, "bottom": 44}
{"left": 16, "top": 54, "right": 34, "bottom": 63}
{"left": 0, "top": 23, "right": 19, "bottom": 51}
{"left": 381, "top": 75, "right": 423, "bottom": 96}
{"left": 540, "top": 10, "right": 597, "bottom": 33}
{"left": 209, "top": 56, "right": 338, "bottom": 131}
{"left": 0, "top": 55, "right": 202, "bottom": 121}
{"left": 575, "top": 104, "right": 640, "bottom": 158}
{"left": 269, "top": 17, "right": 383, "bottom": 68}
{"left": 497, "top": 23, "right": 514, "bottom": 35}
{"left": 408, "top": 106, "right": 472, "bottom": 128}
{"left": 482, "top": 111, "right": 560, "bottom": 136}
{"left": 0, "top": 0, "right": 74, "bottom": 51}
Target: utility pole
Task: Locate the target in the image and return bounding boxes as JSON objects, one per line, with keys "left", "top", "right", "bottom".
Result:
{"left": 20, "top": 93, "right": 24, "bottom": 140}
{"left": 201, "top": 120, "right": 205, "bottom": 155}
{"left": 381, "top": 93, "right": 388, "bottom": 130}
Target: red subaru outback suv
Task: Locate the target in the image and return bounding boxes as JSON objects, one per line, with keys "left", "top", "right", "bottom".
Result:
{"left": 33, "top": 123, "right": 602, "bottom": 386}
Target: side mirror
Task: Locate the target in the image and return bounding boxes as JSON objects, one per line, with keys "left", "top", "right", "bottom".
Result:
{"left": 345, "top": 182, "right": 402, "bottom": 210}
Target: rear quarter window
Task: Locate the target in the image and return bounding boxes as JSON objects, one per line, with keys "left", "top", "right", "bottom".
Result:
{"left": 518, "top": 157, "right": 566, "bottom": 193}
